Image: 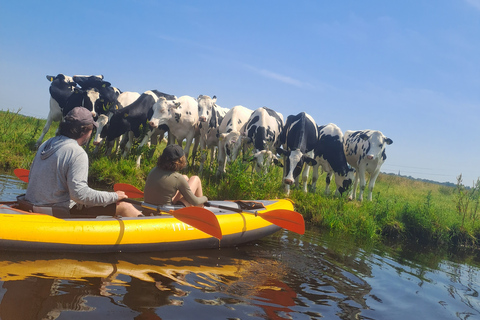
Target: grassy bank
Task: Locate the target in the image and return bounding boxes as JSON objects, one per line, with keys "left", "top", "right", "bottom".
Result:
{"left": 1, "top": 110, "right": 479, "bottom": 249}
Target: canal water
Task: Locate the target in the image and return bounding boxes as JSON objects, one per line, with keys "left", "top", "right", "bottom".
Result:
{"left": 0, "top": 173, "right": 479, "bottom": 319}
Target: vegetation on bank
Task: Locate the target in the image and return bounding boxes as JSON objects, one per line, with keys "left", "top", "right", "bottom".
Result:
{"left": 1, "top": 110, "right": 479, "bottom": 250}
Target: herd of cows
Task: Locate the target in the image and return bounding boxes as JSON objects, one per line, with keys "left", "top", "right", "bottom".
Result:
{"left": 35, "top": 74, "right": 393, "bottom": 201}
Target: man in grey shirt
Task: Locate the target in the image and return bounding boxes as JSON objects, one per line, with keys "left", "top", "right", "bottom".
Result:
{"left": 25, "top": 107, "right": 141, "bottom": 217}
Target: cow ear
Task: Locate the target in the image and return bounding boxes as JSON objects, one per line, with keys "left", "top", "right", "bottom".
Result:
{"left": 276, "top": 147, "right": 286, "bottom": 156}
{"left": 273, "top": 158, "right": 284, "bottom": 167}
{"left": 46, "top": 75, "right": 54, "bottom": 82}
{"left": 385, "top": 138, "right": 393, "bottom": 145}
{"left": 304, "top": 157, "right": 317, "bottom": 166}
{"left": 360, "top": 133, "right": 369, "bottom": 140}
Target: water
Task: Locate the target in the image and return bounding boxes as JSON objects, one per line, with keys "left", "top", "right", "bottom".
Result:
{"left": 0, "top": 173, "right": 479, "bottom": 319}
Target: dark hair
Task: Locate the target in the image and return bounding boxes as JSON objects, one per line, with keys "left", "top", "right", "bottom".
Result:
{"left": 58, "top": 121, "right": 94, "bottom": 139}
{"left": 157, "top": 155, "right": 187, "bottom": 172}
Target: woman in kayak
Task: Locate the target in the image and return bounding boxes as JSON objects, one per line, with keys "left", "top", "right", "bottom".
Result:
{"left": 144, "top": 144, "right": 208, "bottom": 207}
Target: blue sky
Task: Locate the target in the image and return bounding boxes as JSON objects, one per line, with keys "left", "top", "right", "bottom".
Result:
{"left": 1, "top": 0, "right": 479, "bottom": 185}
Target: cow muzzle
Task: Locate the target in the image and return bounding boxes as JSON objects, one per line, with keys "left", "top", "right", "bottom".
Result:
{"left": 284, "top": 178, "right": 294, "bottom": 185}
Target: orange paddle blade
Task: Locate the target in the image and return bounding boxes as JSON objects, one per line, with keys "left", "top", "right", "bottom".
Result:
{"left": 114, "top": 183, "right": 144, "bottom": 198}
{"left": 257, "top": 209, "right": 305, "bottom": 235}
{"left": 14, "top": 168, "right": 30, "bottom": 183}
{"left": 170, "top": 207, "right": 223, "bottom": 240}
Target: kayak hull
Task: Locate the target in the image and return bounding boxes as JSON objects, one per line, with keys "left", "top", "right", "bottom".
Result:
{"left": 0, "top": 199, "right": 294, "bottom": 253}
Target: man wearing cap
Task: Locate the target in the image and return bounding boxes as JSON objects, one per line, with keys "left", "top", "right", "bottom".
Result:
{"left": 24, "top": 107, "right": 142, "bottom": 217}
{"left": 144, "top": 144, "right": 207, "bottom": 207}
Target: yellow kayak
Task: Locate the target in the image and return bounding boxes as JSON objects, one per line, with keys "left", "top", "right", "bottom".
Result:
{"left": 0, "top": 199, "right": 296, "bottom": 253}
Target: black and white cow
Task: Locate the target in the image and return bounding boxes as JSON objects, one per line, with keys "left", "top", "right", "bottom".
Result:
{"left": 243, "top": 107, "right": 284, "bottom": 172}
{"left": 343, "top": 129, "right": 393, "bottom": 201}
{"left": 311, "top": 123, "right": 355, "bottom": 196}
{"left": 276, "top": 112, "right": 318, "bottom": 195}
{"left": 35, "top": 74, "right": 115, "bottom": 148}
{"left": 216, "top": 105, "right": 254, "bottom": 175}
{"left": 35, "top": 74, "right": 78, "bottom": 148}
{"left": 102, "top": 90, "right": 175, "bottom": 164}
{"left": 149, "top": 95, "right": 199, "bottom": 164}
{"left": 197, "top": 95, "right": 229, "bottom": 172}
{"left": 93, "top": 91, "right": 141, "bottom": 155}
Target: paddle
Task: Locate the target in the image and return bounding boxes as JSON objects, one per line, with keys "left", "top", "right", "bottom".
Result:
{"left": 121, "top": 198, "right": 222, "bottom": 240}
{"left": 114, "top": 183, "right": 305, "bottom": 235}
{"left": 14, "top": 168, "right": 29, "bottom": 183}
{"left": 204, "top": 202, "right": 305, "bottom": 235}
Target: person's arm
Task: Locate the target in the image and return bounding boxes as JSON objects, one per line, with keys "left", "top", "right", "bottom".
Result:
{"left": 67, "top": 152, "right": 118, "bottom": 206}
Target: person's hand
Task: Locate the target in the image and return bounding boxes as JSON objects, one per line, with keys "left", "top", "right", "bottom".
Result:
{"left": 115, "top": 191, "right": 128, "bottom": 201}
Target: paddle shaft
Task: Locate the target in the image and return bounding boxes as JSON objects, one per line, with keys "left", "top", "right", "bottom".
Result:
{"left": 121, "top": 198, "right": 182, "bottom": 213}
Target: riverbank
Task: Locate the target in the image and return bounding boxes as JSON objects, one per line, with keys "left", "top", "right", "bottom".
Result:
{"left": 1, "top": 109, "right": 479, "bottom": 249}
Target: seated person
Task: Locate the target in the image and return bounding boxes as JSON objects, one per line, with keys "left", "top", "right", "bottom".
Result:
{"left": 24, "top": 107, "right": 142, "bottom": 217}
{"left": 144, "top": 144, "right": 207, "bottom": 207}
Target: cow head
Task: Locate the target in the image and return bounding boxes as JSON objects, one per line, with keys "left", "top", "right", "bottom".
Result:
{"left": 248, "top": 149, "right": 283, "bottom": 172}
{"left": 276, "top": 148, "right": 316, "bottom": 185}
{"left": 47, "top": 74, "right": 76, "bottom": 89}
{"left": 149, "top": 97, "right": 180, "bottom": 128}
{"left": 361, "top": 131, "right": 393, "bottom": 161}
{"left": 197, "top": 95, "right": 217, "bottom": 123}
{"left": 219, "top": 131, "right": 246, "bottom": 162}
{"left": 335, "top": 166, "right": 355, "bottom": 195}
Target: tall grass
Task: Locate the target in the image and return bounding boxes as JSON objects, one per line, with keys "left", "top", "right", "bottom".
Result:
{"left": 1, "top": 110, "right": 479, "bottom": 249}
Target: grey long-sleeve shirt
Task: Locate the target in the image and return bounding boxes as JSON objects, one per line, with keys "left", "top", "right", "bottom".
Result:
{"left": 25, "top": 135, "right": 118, "bottom": 209}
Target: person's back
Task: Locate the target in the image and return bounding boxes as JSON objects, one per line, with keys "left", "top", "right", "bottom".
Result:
{"left": 144, "top": 144, "right": 207, "bottom": 207}
{"left": 24, "top": 107, "right": 141, "bottom": 217}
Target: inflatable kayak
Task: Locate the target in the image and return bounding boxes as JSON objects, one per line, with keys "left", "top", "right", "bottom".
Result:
{"left": 0, "top": 199, "right": 299, "bottom": 253}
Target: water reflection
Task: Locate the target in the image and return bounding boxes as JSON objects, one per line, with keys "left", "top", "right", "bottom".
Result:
{"left": 1, "top": 171, "right": 479, "bottom": 319}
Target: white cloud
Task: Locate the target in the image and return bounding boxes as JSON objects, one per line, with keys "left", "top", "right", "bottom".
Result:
{"left": 243, "top": 64, "right": 311, "bottom": 88}
{"left": 465, "top": 0, "right": 480, "bottom": 10}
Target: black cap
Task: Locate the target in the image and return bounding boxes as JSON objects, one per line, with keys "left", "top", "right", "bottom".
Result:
{"left": 64, "top": 107, "right": 98, "bottom": 128}
{"left": 161, "top": 144, "right": 184, "bottom": 160}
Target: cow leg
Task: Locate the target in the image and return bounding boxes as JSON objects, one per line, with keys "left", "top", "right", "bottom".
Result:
{"left": 357, "top": 168, "right": 367, "bottom": 201}
{"left": 217, "top": 140, "right": 227, "bottom": 176}
{"left": 123, "top": 131, "right": 135, "bottom": 158}
{"left": 348, "top": 170, "right": 359, "bottom": 200}
{"left": 325, "top": 172, "right": 332, "bottom": 195}
{"left": 302, "top": 164, "right": 311, "bottom": 193}
{"left": 367, "top": 170, "right": 381, "bottom": 201}
{"left": 35, "top": 111, "right": 53, "bottom": 149}
{"left": 198, "top": 138, "right": 208, "bottom": 172}
{"left": 311, "top": 162, "right": 320, "bottom": 193}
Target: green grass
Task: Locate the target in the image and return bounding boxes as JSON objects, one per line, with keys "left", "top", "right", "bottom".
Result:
{"left": 1, "top": 110, "right": 479, "bottom": 249}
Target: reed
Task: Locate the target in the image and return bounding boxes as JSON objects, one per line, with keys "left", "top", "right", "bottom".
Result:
{"left": 1, "top": 110, "right": 479, "bottom": 249}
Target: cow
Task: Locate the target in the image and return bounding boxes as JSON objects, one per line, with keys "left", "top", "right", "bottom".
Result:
{"left": 311, "top": 123, "right": 355, "bottom": 196}
{"left": 343, "top": 129, "right": 393, "bottom": 201}
{"left": 196, "top": 95, "right": 229, "bottom": 172}
{"left": 243, "top": 107, "right": 284, "bottom": 172}
{"left": 102, "top": 90, "right": 176, "bottom": 165}
{"left": 35, "top": 74, "right": 115, "bottom": 149}
{"left": 149, "top": 95, "right": 199, "bottom": 164}
{"left": 276, "top": 112, "right": 318, "bottom": 195}
{"left": 216, "top": 105, "right": 254, "bottom": 175}
{"left": 35, "top": 74, "right": 78, "bottom": 148}
{"left": 93, "top": 91, "right": 141, "bottom": 155}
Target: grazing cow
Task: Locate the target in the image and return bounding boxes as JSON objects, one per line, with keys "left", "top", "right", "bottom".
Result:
{"left": 343, "top": 129, "right": 393, "bottom": 201}
{"left": 102, "top": 90, "right": 175, "bottom": 164}
{"left": 311, "top": 123, "right": 355, "bottom": 196}
{"left": 276, "top": 112, "right": 318, "bottom": 195}
{"left": 93, "top": 91, "right": 141, "bottom": 155}
{"left": 149, "top": 95, "right": 199, "bottom": 164}
{"left": 216, "top": 105, "right": 254, "bottom": 175}
{"left": 243, "top": 107, "right": 284, "bottom": 172}
{"left": 197, "top": 95, "right": 229, "bottom": 172}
